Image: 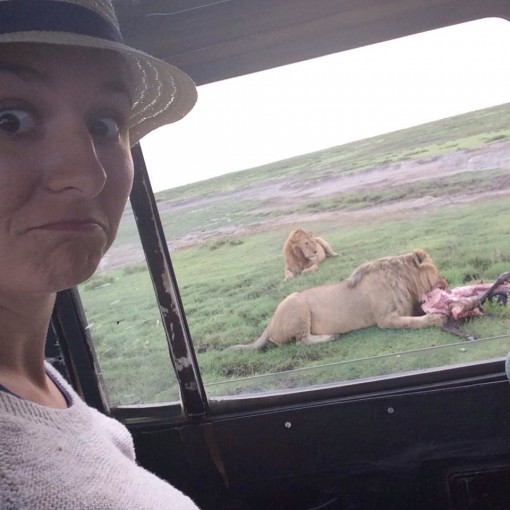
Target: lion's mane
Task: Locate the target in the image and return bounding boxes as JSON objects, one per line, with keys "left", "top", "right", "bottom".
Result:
{"left": 347, "top": 248, "right": 446, "bottom": 315}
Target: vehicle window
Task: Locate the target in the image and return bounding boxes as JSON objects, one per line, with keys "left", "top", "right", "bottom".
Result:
{"left": 78, "top": 211, "right": 182, "bottom": 405}
{"left": 79, "top": 17, "right": 510, "bottom": 406}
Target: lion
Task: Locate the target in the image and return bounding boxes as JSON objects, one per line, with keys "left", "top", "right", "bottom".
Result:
{"left": 231, "top": 249, "right": 447, "bottom": 350}
{"left": 283, "top": 229, "right": 338, "bottom": 280}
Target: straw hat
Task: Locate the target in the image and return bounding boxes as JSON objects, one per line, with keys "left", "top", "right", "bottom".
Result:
{"left": 0, "top": 0, "right": 197, "bottom": 145}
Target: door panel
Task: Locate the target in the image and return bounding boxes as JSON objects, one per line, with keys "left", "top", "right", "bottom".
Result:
{"left": 130, "top": 375, "right": 510, "bottom": 509}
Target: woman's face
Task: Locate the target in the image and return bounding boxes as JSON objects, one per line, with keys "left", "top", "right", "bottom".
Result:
{"left": 0, "top": 44, "right": 134, "bottom": 295}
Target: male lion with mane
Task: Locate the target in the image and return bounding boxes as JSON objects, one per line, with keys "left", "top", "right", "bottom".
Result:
{"left": 231, "top": 249, "right": 447, "bottom": 350}
{"left": 283, "top": 228, "right": 338, "bottom": 280}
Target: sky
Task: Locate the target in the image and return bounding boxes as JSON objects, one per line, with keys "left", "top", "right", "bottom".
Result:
{"left": 140, "top": 17, "right": 510, "bottom": 192}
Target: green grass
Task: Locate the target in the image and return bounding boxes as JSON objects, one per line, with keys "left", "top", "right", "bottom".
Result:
{"left": 79, "top": 104, "right": 510, "bottom": 405}
{"left": 80, "top": 198, "right": 510, "bottom": 404}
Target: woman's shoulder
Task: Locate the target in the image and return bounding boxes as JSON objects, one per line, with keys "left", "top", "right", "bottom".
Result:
{"left": 44, "top": 360, "right": 136, "bottom": 459}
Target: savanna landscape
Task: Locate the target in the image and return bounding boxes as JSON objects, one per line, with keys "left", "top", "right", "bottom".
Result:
{"left": 79, "top": 103, "right": 510, "bottom": 406}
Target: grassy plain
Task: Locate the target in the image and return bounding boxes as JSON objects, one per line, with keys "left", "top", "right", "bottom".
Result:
{"left": 80, "top": 103, "right": 510, "bottom": 405}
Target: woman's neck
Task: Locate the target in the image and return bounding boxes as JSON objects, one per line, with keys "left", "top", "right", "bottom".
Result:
{"left": 0, "top": 291, "right": 55, "bottom": 358}
{"left": 0, "top": 292, "right": 67, "bottom": 407}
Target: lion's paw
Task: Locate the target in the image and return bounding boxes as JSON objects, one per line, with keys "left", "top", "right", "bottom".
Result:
{"left": 428, "top": 313, "right": 448, "bottom": 326}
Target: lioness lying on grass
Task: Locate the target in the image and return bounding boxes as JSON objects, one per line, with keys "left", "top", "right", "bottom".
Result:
{"left": 231, "top": 249, "right": 447, "bottom": 350}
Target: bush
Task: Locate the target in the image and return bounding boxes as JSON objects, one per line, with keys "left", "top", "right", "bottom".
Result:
{"left": 83, "top": 275, "right": 115, "bottom": 290}
{"left": 122, "top": 264, "right": 148, "bottom": 275}
{"left": 206, "top": 237, "right": 244, "bottom": 250}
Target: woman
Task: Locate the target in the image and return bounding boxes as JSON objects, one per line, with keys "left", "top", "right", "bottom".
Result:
{"left": 0, "top": 1, "right": 200, "bottom": 508}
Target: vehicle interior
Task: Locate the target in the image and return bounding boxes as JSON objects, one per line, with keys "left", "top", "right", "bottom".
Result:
{"left": 46, "top": 1, "right": 510, "bottom": 508}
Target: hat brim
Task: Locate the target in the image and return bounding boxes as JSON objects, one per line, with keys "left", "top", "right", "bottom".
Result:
{"left": 0, "top": 31, "right": 197, "bottom": 145}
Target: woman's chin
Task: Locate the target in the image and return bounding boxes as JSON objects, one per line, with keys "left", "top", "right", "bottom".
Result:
{"left": 42, "top": 254, "right": 104, "bottom": 293}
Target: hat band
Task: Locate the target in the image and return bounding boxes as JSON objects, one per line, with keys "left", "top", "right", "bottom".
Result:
{"left": 0, "top": 0, "right": 123, "bottom": 43}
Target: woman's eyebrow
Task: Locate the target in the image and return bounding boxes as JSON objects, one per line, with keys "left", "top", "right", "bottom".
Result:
{"left": 0, "top": 62, "right": 133, "bottom": 107}
{"left": 102, "top": 79, "right": 134, "bottom": 107}
{"left": 0, "top": 62, "right": 46, "bottom": 81}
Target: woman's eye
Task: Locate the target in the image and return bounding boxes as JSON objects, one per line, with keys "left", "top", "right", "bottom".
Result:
{"left": 0, "top": 109, "right": 35, "bottom": 134}
{"left": 89, "top": 117, "right": 121, "bottom": 140}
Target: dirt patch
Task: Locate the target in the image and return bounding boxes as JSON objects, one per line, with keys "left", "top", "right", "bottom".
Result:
{"left": 104, "top": 141, "right": 510, "bottom": 270}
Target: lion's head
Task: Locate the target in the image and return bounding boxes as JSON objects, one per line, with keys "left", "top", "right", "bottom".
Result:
{"left": 284, "top": 229, "right": 319, "bottom": 263}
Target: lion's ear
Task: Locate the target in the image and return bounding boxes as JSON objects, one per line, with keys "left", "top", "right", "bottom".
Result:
{"left": 414, "top": 249, "right": 428, "bottom": 265}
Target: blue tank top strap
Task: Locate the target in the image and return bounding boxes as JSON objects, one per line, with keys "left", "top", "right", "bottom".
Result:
{"left": 0, "top": 371, "right": 72, "bottom": 407}
{"left": 0, "top": 381, "right": 21, "bottom": 398}
{"left": 46, "top": 368, "right": 73, "bottom": 407}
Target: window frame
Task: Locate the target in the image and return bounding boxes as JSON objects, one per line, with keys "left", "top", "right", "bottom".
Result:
{"left": 49, "top": 141, "right": 509, "bottom": 424}
{"left": 49, "top": 1, "right": 510, "bottom": 423}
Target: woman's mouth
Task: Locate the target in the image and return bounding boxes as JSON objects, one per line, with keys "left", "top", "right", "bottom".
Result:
{"left": 30, "top": 219, "right": 106, "bottom": 233}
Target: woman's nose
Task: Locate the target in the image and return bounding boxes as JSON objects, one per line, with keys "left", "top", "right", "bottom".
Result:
{"left": 42, "top": 124, "right": 107, "bottom": 198}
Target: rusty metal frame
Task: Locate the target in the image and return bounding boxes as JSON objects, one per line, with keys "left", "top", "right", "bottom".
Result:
{"left": 49, "top": 288, "right": 110, "bottom": 414}
{"left": 129, "top": 144, "right": 208, "bottom": 418}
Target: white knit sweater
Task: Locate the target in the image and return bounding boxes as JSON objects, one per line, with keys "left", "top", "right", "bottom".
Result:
{"left": 0, "top": 363, "right": 200, "bottom": 509}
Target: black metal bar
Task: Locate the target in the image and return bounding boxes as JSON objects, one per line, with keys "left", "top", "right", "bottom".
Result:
{"left": 129, "top": 144, "right": 208, "bottom": 418}
{"left": 45, "top": 320, "right": 71, "bottom": 382}
{"left": 50, "top": 288, "right": 110, "bottom": 414}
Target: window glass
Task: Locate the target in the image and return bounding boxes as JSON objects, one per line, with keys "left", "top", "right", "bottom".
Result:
{"left": 78, "top": 205, "right": 181, "bottom": 406}
{"left": 80, "top": 18, "right": 510, "bottom": 405}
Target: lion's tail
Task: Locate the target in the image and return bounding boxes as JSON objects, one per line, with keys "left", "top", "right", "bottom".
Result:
{"left": 229, "top": 326, "right": 271, "bottom": 351}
